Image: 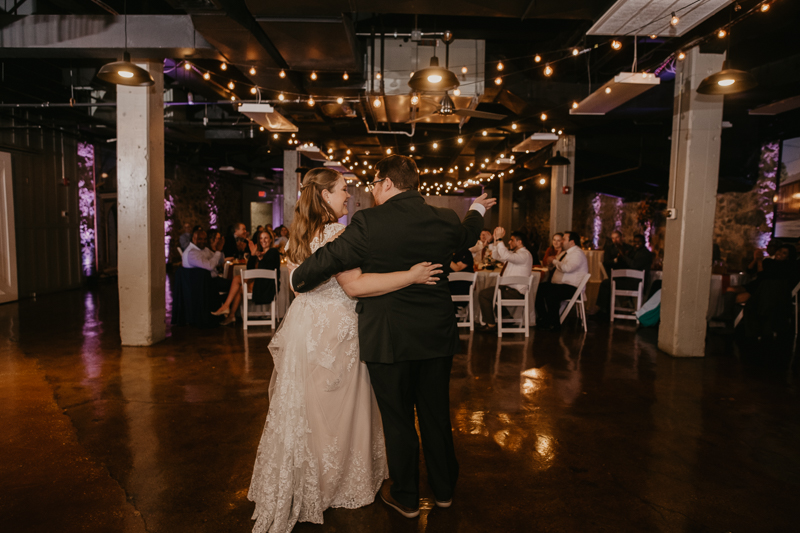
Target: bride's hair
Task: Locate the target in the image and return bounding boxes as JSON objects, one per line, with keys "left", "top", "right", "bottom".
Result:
{"left": 287, "top": 168, "right": 341, "bottom": 264}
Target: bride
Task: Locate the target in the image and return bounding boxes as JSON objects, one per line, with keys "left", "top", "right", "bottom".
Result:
{"left": 248, "top": 168, "right": 442, "bottom": 533}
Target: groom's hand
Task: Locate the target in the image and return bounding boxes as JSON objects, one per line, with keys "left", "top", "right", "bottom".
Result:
{"left": 474, "top": 193, "right": 497, "bottom": 211}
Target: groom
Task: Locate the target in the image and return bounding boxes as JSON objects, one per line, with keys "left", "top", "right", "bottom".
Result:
{"left": 292, "top": 155, "right": 495, "bottom": 517}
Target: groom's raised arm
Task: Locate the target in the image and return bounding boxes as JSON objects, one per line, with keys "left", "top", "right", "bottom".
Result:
{"left": 292, "top": 211, "right": 370, "bottom": 293}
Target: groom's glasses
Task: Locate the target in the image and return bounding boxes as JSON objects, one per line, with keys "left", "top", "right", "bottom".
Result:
{"left": 367, "top": 177, "right": 387, "bottom": 191}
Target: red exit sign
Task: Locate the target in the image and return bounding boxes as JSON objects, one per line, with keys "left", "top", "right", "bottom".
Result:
{"left": 258, "top": 191, "right": 267, "bottom": 198}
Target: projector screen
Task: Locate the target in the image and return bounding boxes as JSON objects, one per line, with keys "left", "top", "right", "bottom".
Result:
{"left": 775, "top": 137, "right": 800, "bottom": 239}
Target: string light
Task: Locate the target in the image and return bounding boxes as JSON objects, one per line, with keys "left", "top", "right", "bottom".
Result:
{"left": 279, "top": 69, "right": 286, "bottom": 78}
{"left": 278, "top": 93, "right": 285, "bottom": 101}
{"left": 184, "top": 61, "right": 192, "bottom": 70}
{"left": 273, "top": 133, "right": 278, "bottom": 139}
{"left": 494, "top": 77, "right": 503, "bottom": 85}
{"left": 372, "top": 97, "right": 382, "bottom": 108}
{"left": 457, "top": 137, "right": 463, "bottom": 144}
{"left": 336, "top": 97, "right": 343, "bottom": 104}
{"left": 540, "top": 113, "right": 547, "bottom": 121}
{"left": 453, "top": 88, "right": 461, "bottom": 96}
{"left": 677, "top": 51, "right": 686, "bottom": 60}
{"left": 432, "top": 142, "right": 438, "bottom": 149}
{"left": 572, "top": 48, "right": 579, "bottom": 56}
{"left": 230, "top": 95, "right": 236, "bottom": 101}
{"left": 760, "top": 2, "right": 770, "bottom": 12}
{"left": 511, "top": 123, "right": 517, "bottom": 130}
{"left": 461, "top": 66, "right": 468, "bottom": 74}
{"left": 605, "top": 87, "right": 612, "bottom": 94}
{"left": 717, "top": 29, "right": 727, "bottom": 38}
{"left": 544, "top": 64, "right": 553, "bottom": 77}
{"left": 220, "top": 62, "right": 227, "bottom": 71}
{"left": 310, "top": 71, "right": 318, "bottom": 81}
{"left": 497, "top": 62, "right": 504, "bottom": 71}
{"left": 203, "top": 72, "right": 210, "bottom": 80}
{"left": 572, "top": 101, "right": 579, "bottom": 109}
{"left": 558, "top": 130, "right": 563, "bottom": 135}
{"left": 410, "top": 94, "right": 420, "bottom": 106}
{"left": 249, "top": 66, "right": 257, "bottom": 75}
{"left": 346, "top": 149, "right": 351, "bottom": 154}
{"left": 482, "top": 130, "right": 488, "bottom": 136}
{"left": 228, "top": 81, "right": 235, "bottom": 90}
{"left": 534, "top": 54, "right": 541, "bottom": 63}
{"left": 539, "top": 177, "right": 546, "bottom": 185}
{"left": 250, "top": 87, "right": 258, "bottom": 95}
{"left": 376, "top": 72, "right": 382, "bottom": 80}
{"left": 343, "top": 71, "right": 349, "bottom": 80}
{"left": 259, "top": 126, "right": 264, "bottom": 131}
{"left": 670, "top": 12, "right": 679, "bottom": 26}
{"left": 611, "top": 40, "right": 622, "bottom": 50}
{"left": 519, "top": 186, "right": 523, "bottom": 191}
{"left": 650, "top": 34, "right": 658, "bottom": 39}
{"left": 410, "top": 145, "right": 416, "bottom": 151}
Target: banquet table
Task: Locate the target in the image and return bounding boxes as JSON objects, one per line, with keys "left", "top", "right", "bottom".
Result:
{"left": 647, "top": 271, "right": 743, "bottom": 320}
{"left": 472, "top": 268, "right": 542, "bottom": 326}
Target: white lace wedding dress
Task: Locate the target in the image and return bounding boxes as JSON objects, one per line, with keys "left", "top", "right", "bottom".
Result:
{"left": 248, "top": 223, "right": 388, "bottom": 533}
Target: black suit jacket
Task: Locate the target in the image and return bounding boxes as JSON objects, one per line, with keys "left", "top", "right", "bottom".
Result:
{"left": 292, "top": 190, "right": 484, "bottom": 364}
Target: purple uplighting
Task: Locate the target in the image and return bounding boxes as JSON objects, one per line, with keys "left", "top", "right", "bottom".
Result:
{"left": 757, "top": 141, "right": 780, "bottom": 247}
{"left": 165, "top": 193, "right": 175, "bottom": 261}
{"left": 77, "top": 142, "right": 96, "bottom": 277}
{"left": 591, "top": 193, "right": 602, "bottom": 249}
{"left": 208, "top": 177, "right": 220, "bottom": 228}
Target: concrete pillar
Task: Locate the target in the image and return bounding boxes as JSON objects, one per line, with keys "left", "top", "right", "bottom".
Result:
{"left": 498, "top": 177, "right": 513, "bottom": 231}
{"left": 282, "top": 150, "right": 300, "bottom": 227}
{"left": 549, "top": 135, "right": 575, "bottom": 237}
{"left": 658, "top": 48, "right": 725, "bottom": 357}
{"left": 117, "top": 61, "right": 166, "bottom": 346}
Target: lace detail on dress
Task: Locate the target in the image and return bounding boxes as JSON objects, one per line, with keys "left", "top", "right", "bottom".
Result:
{"left": 248, "top": 223, "right": 388, "bottom": 533}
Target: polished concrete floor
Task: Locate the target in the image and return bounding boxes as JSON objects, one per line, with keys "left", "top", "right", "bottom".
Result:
{"left": 2, "top": 283, "right": 799, "bottom": 533}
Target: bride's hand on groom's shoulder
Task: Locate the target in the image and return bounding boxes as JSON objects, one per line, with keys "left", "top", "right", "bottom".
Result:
{"left": 410, "top": 262, "right": 443, "bottom": 285}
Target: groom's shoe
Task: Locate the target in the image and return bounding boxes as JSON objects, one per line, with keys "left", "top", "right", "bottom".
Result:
{"left": 380, "top": 481, "right": 419, "bottom": 518}
{"left": 434, "top": 498, "right": 452, "bottom": 508}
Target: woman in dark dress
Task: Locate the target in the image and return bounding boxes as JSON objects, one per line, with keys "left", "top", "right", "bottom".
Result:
{"left": 213, "top": 230, "right": 281, "bottom": 324}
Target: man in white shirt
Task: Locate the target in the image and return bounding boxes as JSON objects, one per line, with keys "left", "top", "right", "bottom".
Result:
{"left": 477, "top": 227, "right": 533, "bottom": 331}
{"left": 183, "top": 229, "right": 230, "bottom": 293}
{"left": 535, "top": 231, "right": 589, "bottom": 329}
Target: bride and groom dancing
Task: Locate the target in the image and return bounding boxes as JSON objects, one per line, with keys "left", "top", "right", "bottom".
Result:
{"left": 247, "top": 155, "right": 495, "bottom": 532}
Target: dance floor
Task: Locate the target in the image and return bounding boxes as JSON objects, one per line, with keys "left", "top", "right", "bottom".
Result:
{"left": 1, "top": 283, "right": 799, "bottom": 532}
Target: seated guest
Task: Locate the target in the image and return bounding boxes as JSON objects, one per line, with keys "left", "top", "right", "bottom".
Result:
{"left": 213, "top": 230, "right": 281, "bottom": 325}
{"left": 603, "top": 230, "right": 631, "bottom": 275}
{"left": 477, "top": 227, "right": 533, "bottom": 331}
{"left": 542, "top": 233, "right": 563, "bottom": 268}
{"left": 469, "top": 229, "right": 494, "bottom": 267}
{"left": 183, "top": 228, "right": 229, "bottom": 297}
{"left": 449, "top": 246, "right": 475, "bottom": 314}
{"left": 178, "top": 222, "right": 193, "bottom": 251}
{"left": 223, "top": 222, "right": 248, "bottom": 259}
{"left": 535, "top": 231, "right": 589, "bottom": 329}
{"left": 273, "top": 225, "right": 289, "bottom": 250}
{"left": 596, "top": 234, "right": 654, "bottom": 314}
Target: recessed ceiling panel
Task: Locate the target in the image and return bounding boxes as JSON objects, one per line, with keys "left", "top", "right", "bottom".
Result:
{"left": 587, "top": 0, "right": 729, "bottom": 37}
{"left": 256, "top": 18, "right": 360, "bottom": 71}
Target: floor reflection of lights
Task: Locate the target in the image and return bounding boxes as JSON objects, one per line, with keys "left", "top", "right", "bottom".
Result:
{"left": 532, "top": 433, "right": 556, "bottom": 470}
{"left": 455, "top": 408, "right": 489, "bottom": 436}
{"left": 520, "top": 367, "right": 545, "bottom": 398}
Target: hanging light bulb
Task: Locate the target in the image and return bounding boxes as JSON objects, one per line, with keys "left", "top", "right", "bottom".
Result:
{"left": 203, "top": 72, "right": 210, "bottom": 80}
{"left": 432, "top": 142, "right": 438, "bottom": 149}
{"left": 650, "top": 34, "right": 658, "bottom": 39}
{"left": 376, "top": 72, "right": 382, "bottom": 80}
{"left": 386, "top": 148, "right": 392, "bottom": 155}
{"left": 572, "top": 48, "right": 579, "bottom": 56}
{"left": 534, "top": 54, "right": 541, "bottom": 63}
{"left": 605, "top": 87, "right": 612, "bottom": 94}
{"left": 346, "top": 149, "right": 351, "bottom": 154}
{"left": 249, "top": 66, "right": 256, "bottom": 75}
{"left": 372, "top": 97, "right": 382, "bottom": 108}
{"left": 540, "top": 113, "right": 547, "bottom": 121}
{"left": 259, "top": 126, "right": 264, "bottom": 131}
{"left": 457, "top": 137, "right": 463, "bottom": 144}
{"left": 760, "top": 2, "right": 770, "bottom": 12}
{"left": 497, "top": 62, "right": 504, "bottom": 71}
{"left": 310, "top": 71, "right": 318, "bottom": 81}
{"left": 544, "top": 64, "right": 553, "bottom": 77}
{"left": 230, "top": 95, "right": 236, "bottom": 101}
{"left": 308, "top": 97, "right": 315, "bottom": 106}
{"left": 718, "top": 29, "right": 727, "bottom": 38}
{"left": 494, "top": 77, "right": 503, "bottom": 85}
{"left": 611, "top": 40, "right": 622, "bottom": 50}
{"left": 273, "top": 133, "right": 279, "bottom": 139}
{"left": 220, "top": 62, "right": 228, "bottom": 71}
{"left": 461, "top": 66, "right": 468, "bottom": 74}
{"left": 670, "top": 12, "right": 680, "bottom": 26}
{"left": 410, "top": 94, "right": 420, "bottom": 106}
{"left": 453, "top": 88, "right": 461, "bottom": 96}
{"left": 677, "top": 51, "right": 686, "bottom": 60}
{"left": 228, "top": 81, "right": 235, "bottom": 90}
{"left": 250, "top": 86, "right": 258, "bottom": 95}
{"left": 539, "top": 177, "right": 546, "bottom": 185}
{"left": 482, "top": 130, "right": 488, "bottom": 136}
{"left": 511, "top": 123, "right": 517, "bottom": 130}
{"left": 279, "top": 69, "right": 286, "bottom": 78}
{"left": 410, "top": 145, "right": 416, "bottom": 151}
{"left": 278, "top": 92, "right": 285, "bottom": 101}
{"left": 336, "top": 97, "right": 344, "bottom": 104}
{"left": 184, "top": 61, "right": 192, "bottom": 70}
{"left": 572, "top": 101, "right": 579, "bottom": 109}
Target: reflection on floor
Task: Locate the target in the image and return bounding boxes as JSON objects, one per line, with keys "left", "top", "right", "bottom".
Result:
{"left": 1, "top": 284, "right": 799, "bottom": 532}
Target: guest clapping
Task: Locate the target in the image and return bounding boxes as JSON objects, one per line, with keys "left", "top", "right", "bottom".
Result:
{"left": 469, "top": 229, "right": 494, "bottom": 267}
{"left": 478, "top": 227, "right": 533, "bottom": 331}
{"left": 542, "top": 233, "right": 563, "bottom": 268}
{"left": 273, "top": 225, "right": 289, "bottom": 250}
{"left": 535, "top": 231, "right": 589, "bottom": 329}
{"left": 213, "top": 230, "right": 281, "bottom": 325}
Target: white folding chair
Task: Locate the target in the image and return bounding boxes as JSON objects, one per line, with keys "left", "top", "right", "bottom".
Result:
{"left": 559, "top": 273, "right": 592, "bottom": 332}
{"left": 449, "top": 272, "right": 478, "bottom": 331}
{"left": 610, "top": 269, "right": 645, "bottom": 322}
{"left": 240, "top": 269, "right": 278, "bottom": 330}
{"left": 494, "top": 275, "right": 534, "bottom": 338}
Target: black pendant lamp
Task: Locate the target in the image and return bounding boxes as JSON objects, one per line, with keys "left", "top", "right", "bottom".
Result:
{"left": 96, "top": 1, "right": 155, "bottom": 87}
{"left": 408, "top": 56, "right": 459, "bottom": 92}
{"left": 696, "top": 61, "right": 756, "bottom": 95}
{"left": 544, "top": 150, "right": 570, "bottom": 166}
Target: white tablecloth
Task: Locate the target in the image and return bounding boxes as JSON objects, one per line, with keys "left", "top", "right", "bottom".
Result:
{"left": 472, "top": 270, "right": 541, "bottom": 326}
{"left": 647, "top": 271, "right": 743, "bottom": 320}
